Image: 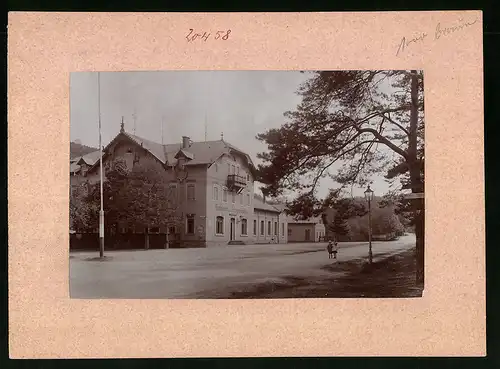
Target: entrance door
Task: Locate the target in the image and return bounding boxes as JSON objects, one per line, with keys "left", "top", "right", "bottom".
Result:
{"left": 230, "top": 218, "right": 236, "bottom": 241}
{"left": 305, "top": 229, "right": 311, "bottom": 241}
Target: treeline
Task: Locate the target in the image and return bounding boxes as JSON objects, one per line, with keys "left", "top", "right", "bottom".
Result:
{"left": 323, "top": 196, "right": 410, "bottom": 242}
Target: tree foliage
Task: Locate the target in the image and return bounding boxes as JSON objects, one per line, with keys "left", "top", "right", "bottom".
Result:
{"left": 71, "top": 159, "right": 182, "bottom": 233}
{"left": 256, "top": 70, "right": 424, "bottom": 199}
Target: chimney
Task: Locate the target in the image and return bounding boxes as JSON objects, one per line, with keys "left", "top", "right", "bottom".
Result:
{"left": 182, "top": 136, "right": 190, "bottom": 149}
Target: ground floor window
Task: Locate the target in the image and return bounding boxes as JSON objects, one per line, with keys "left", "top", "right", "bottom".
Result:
{"left": 241, "top": 218, "right": 248, "bottom": 235}
{"left": 260, "top": 220, "right": 264, "bottom": 235}
{"left": 216, "top": 216, "right": 224, "bottom": 235}
{"left": 281, "top": 223, "right": 285, "bottom": 236}
{"left": 186, "top": 215, "right": 195, "bottom": 235}
{"left": 253, "top": 220, "right": 257, "bottom": 235}
{"left": 168, "top": 226, "right": 176, "bottom": 235}
{"left": 274, "top": 222, "right": 278, "bottom": 236}
{"left": 267, "top": 221, "right": 271, "bottom": 235}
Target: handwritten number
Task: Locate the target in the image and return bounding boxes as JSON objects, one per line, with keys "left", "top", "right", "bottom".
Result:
{"left": 188, "top": 29, "right": 231, "bottom": 42}
{"left": 222, "top": 30, "right": 231, "bottom": 40}
{"left": 186, "top": 28, "right": 194, "bottom": 42}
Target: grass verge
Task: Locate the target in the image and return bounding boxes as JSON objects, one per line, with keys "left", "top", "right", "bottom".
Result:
{"left": 224, "top": 248, "right": 423, "bottom": 299}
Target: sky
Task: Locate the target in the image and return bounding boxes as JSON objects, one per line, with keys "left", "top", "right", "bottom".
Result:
{"left": 70, "top": 71, "right": 395, "bottom": 199}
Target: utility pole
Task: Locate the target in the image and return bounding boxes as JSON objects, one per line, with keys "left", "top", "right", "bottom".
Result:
{"left": 98, "top": 72, "right": 105, "bottom": 259}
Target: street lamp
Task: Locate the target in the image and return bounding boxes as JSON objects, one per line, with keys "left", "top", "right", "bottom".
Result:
{"left": 364, "top": 185, "right": 374, "bottom": 264}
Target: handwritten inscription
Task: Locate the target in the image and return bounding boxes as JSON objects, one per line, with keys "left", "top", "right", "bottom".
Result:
{"left": 396, "top": 32, "right": 428, "bottom": 56}
{"left": 186, "top": 29, "right": 231, "bottom": 42}
{"left": 396, "top": 17, "right": 479, "bottom": 56}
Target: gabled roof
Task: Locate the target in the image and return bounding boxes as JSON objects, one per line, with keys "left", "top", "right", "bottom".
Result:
{"left": 174, "top": 148, "right": 195, "bottom": 161}
{"left": 76, "top": 150, "right": 101, "bottom": 166}
{"left": 253, "top": 194, "right": 281, "bottom": 213}
{"left": 70, "top": 162, "right": 81, "bottom": 174}
{"left": 124, "top": 133, "right": 167, "bottom": 164}
{"left": 85, "top": 131, "right": 257, "bottom": 175}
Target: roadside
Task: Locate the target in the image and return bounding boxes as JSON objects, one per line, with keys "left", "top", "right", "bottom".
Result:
{"left": 202, "top": 248, "right": 423, "bottom": 299}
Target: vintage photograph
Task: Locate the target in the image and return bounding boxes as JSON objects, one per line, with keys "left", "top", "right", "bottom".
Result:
{"left": 69, "top": 70, "right": 424, "bottom": 299}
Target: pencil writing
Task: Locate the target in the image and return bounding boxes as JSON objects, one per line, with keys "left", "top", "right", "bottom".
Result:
{"left": 186, "top": 29, "right": 232, "bottom": 42}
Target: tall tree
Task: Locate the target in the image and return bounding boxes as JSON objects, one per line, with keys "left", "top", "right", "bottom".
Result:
{"left": 256, "top": 70, "right": 424, "bottom": 286}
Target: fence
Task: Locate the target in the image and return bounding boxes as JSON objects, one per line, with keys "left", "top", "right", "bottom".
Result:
{"left": 69, "top": 233, "right": 205, "bottom": 251}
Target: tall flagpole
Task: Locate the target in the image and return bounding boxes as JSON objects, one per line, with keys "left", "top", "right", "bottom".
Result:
{"left": 98, "top": 72, "right": 105, "bottom": 258}
{"left": 133, "top": 107, "right": 137, "bottom": 135}
{"left": 205, "top": 112, "right": 208, "bottom": 141}
{"left": 161, "top": 115, "right": 164, "bottom": 145}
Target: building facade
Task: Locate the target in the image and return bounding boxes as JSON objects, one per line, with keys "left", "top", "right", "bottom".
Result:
{"left": 287, "top": 216, "right": 326, "bottom": 243}
{"left": 70, "top": 123, "right": 288, "bottom": 248}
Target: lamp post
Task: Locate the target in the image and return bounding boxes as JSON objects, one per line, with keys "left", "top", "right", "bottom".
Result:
{"left": 364, "top": 185, "right": 374, "bottom": 264}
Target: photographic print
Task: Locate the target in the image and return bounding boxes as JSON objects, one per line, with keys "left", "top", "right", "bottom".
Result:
{"left": 69, "top": 70, "right": 425, "bottom": 299}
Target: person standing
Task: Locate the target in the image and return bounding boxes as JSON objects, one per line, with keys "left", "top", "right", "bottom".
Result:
{"left": 332, "top": 240, "right": 339, "bottom": 259}
{"left": 327, "top": 240, "right": 333, "bottom": 259}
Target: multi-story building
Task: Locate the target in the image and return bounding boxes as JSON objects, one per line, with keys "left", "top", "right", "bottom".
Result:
{"left": 71, "top": 121, "right": 288, "bottom": 248}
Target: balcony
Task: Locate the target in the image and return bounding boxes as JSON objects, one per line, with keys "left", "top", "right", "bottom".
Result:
{"left": 227, "top": 174, "right": 246, "bottom": 193}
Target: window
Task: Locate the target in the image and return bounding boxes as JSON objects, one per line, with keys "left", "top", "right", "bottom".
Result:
{"left": 168, "top": 226, "right": 176, "bottom": 235}
{"left": 237, "top": 166, "right": 240, "bottom": 175}
{"left": 288, "top": 228, "right": 292, "bottom": 236}
{"left": 227, "top": 163, "right": 231, "bottom": 174}
{"left": 260, "top": 220, "right": 264, "bottom": 235}
{"left": 168, "top": 183, "right": 178, "bottom": 204}
{"left": 216, "top": 216, "right": 224, "bottom": 235}
{"left": 241, "top": 219, "right": 248, "bottom": 235}
{"left": 281, "top": 223, "right": 285, "bottom": 236}
{"left": 247, "top": 174, "right": 250, "bottom": 181}
{"left": 267, "top": 221, "right": 271, "bottom": 235}
{"left": 213, "top": 185, "right": 219, "bottom": 201}
{"left": 247, "top": 193, "right": 250, "bottom": 205}
{"left": 232, "top": 192, "right": 235, "bottom": 203}
{"left": 232, "top": 165, "right": 236, "bottom": 174}
{"left": 253, "top": 220, "right": 257, "bottom": 235}
{"left": 274, "top": 222, "right": 278, "bottom": 236}
{"left": 239, "top": 193, "right": 243, "bottom": 204}
{"left": 223, "top": 187, "right": 228, "bottom": 202}
{"left": 215, "top": 163, "right": 218, "bottom": 172}
{"left": 149, "top": 227, "right": 160, "bottom": 234}
{"left": 187, "top": 183, "right": 196, "bottom": 201}
{"left": 186, "top": 215, "right": 195, "bottom": 234}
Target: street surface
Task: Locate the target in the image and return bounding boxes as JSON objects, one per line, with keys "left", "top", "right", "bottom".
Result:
{"left": 70, "top": 234, "right": 416, "bottom": 299}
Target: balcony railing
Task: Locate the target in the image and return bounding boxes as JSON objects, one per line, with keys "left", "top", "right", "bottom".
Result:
{"left": 227, "top": 174, "right": 246, "bottom": 192}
